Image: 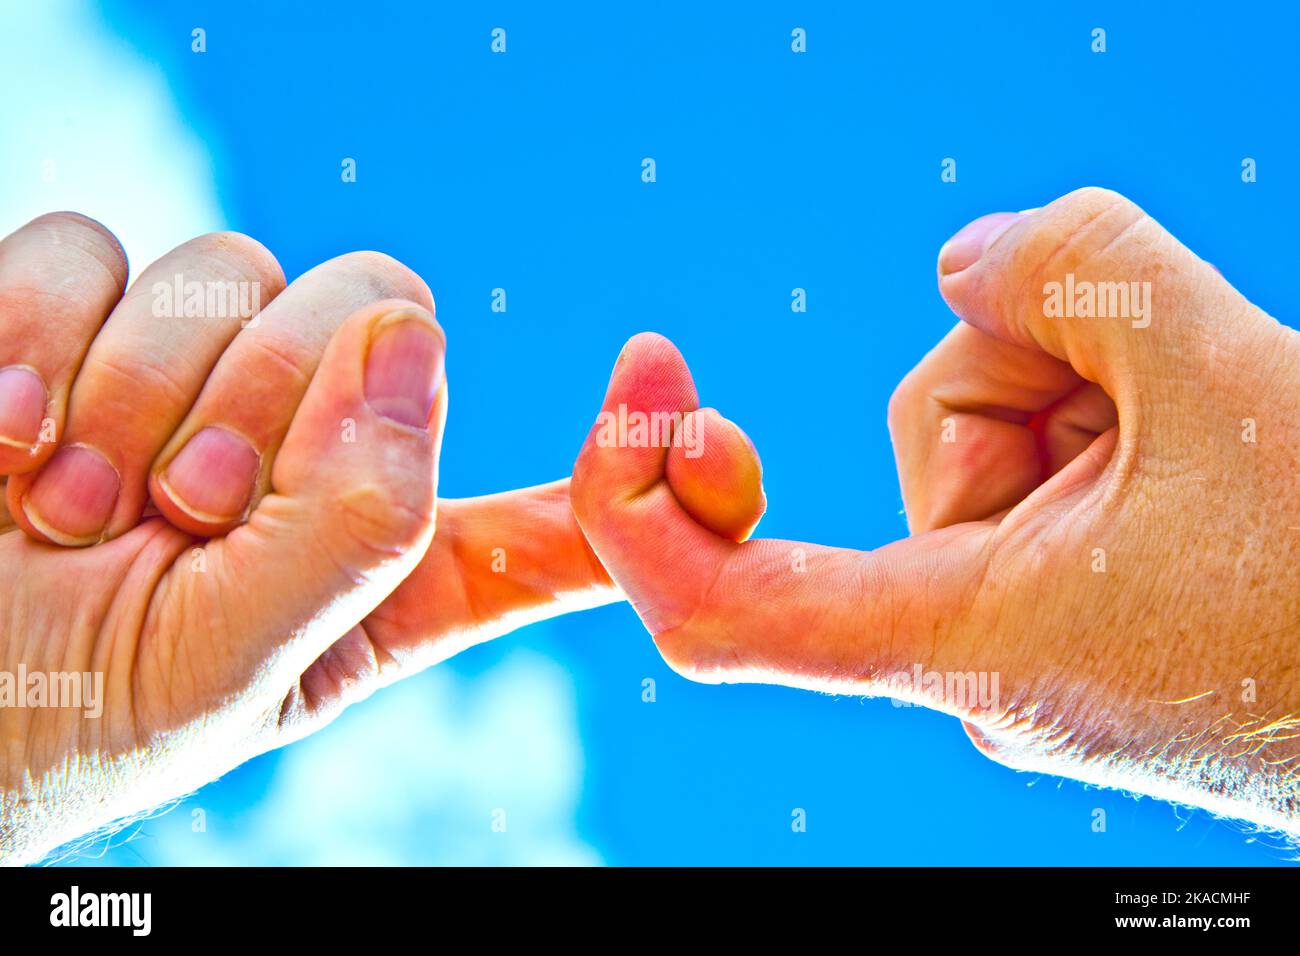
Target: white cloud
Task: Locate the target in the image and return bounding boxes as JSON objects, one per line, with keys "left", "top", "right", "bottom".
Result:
{"left": 0, "top": 0, "right": 224, "bottom": 267}
{"left": 139, "top": 652, "right": 601, "bottom": 866}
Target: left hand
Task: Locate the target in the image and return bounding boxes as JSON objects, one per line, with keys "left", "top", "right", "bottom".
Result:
{"left": 0, "top": 212, "right": 614, "bottom": 864}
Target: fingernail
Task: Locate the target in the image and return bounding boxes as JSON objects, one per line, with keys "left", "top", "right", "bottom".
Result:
{"left": 0, "top": 366, "right": 47, "bottom": 449}
{"left": 159, "top": 426, "right": 260, "bottom": 523}
{"left": 938, "top": 212, "right": 1025, "bottom": 277}
{"left": 364, "top": 313, "right": 445, "bottom": 427}
{"left": 22, "top": 445, "right": 119, "bottom": 545}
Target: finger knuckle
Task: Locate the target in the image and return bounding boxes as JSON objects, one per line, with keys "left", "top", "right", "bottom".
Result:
{"left": 886, "top": 371, "right": 924, "bottom": 437}
{"left": 1055, "top": 185, "right": 1135, "bottom": 218}
{"left": 82, "top": 347, "right": 196, "bottom": 413}
{"left": 979, "top": 188, "right": 1148, "bottom": 332}
{"left": 185, "top": 232, "right": 286, "bottom": 291}
{"left": 652, "top": 624, "right": 730, "bottom": 685}
{"left": 652, "top": 631, "right": 708, "bottom": 683}
{"left": 1026, "top": 188, "right": 1147, "bottom": 272}
{"left": 331, "top": 250, "right": 432, "bottom": 308}
{"left": 23, "top": 211, "right": 128, "bottom": 287}
{"left": 30, "top": 210, "right": 122, "bottom": 249}
{"left": 569, "top": 441, "right": 610, "bottom": 518}
{"left": 243, "top": 332, "right": 315, "bottom": 391}
{"left": 336, "top": 478, "right": 435, "bottom": 560}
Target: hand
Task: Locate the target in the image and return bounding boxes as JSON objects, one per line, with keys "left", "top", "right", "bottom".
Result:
{"left": 570, "top": 188, "right": 1300, "bottom": 834}
{"left": 0, "top": 213, "right": 617, "bottom": 864}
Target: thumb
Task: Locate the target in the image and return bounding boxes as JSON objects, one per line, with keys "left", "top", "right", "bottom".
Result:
{"left": 177, "top": 300, "right": 446, "bottom": 692}
{"left": 937, "top": 187, "right": 1283, "bottom": 429}
{"left": 572, "top": 333, "right": 995, "bottom": 711}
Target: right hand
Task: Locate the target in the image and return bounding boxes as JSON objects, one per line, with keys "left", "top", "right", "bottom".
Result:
{"left": 570, "top": 188, "right": 1300, "bottom": 835}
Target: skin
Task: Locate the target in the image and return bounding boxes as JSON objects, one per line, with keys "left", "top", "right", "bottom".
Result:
{"left": 0, "top": 211, "right": 760, "bottom": 865}
{"left": 571, "top": 188, "right": 1300, "bottom": 837}
{"left": 0, "top": 213, "right": 626, "bottom": 866}
{"left": 5, "top": 186, "right": 1297, "bottom": 859}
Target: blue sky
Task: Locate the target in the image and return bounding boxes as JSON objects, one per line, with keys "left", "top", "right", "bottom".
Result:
{"left": 8, "top": 0, "right": 1297, "bottom": 864}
